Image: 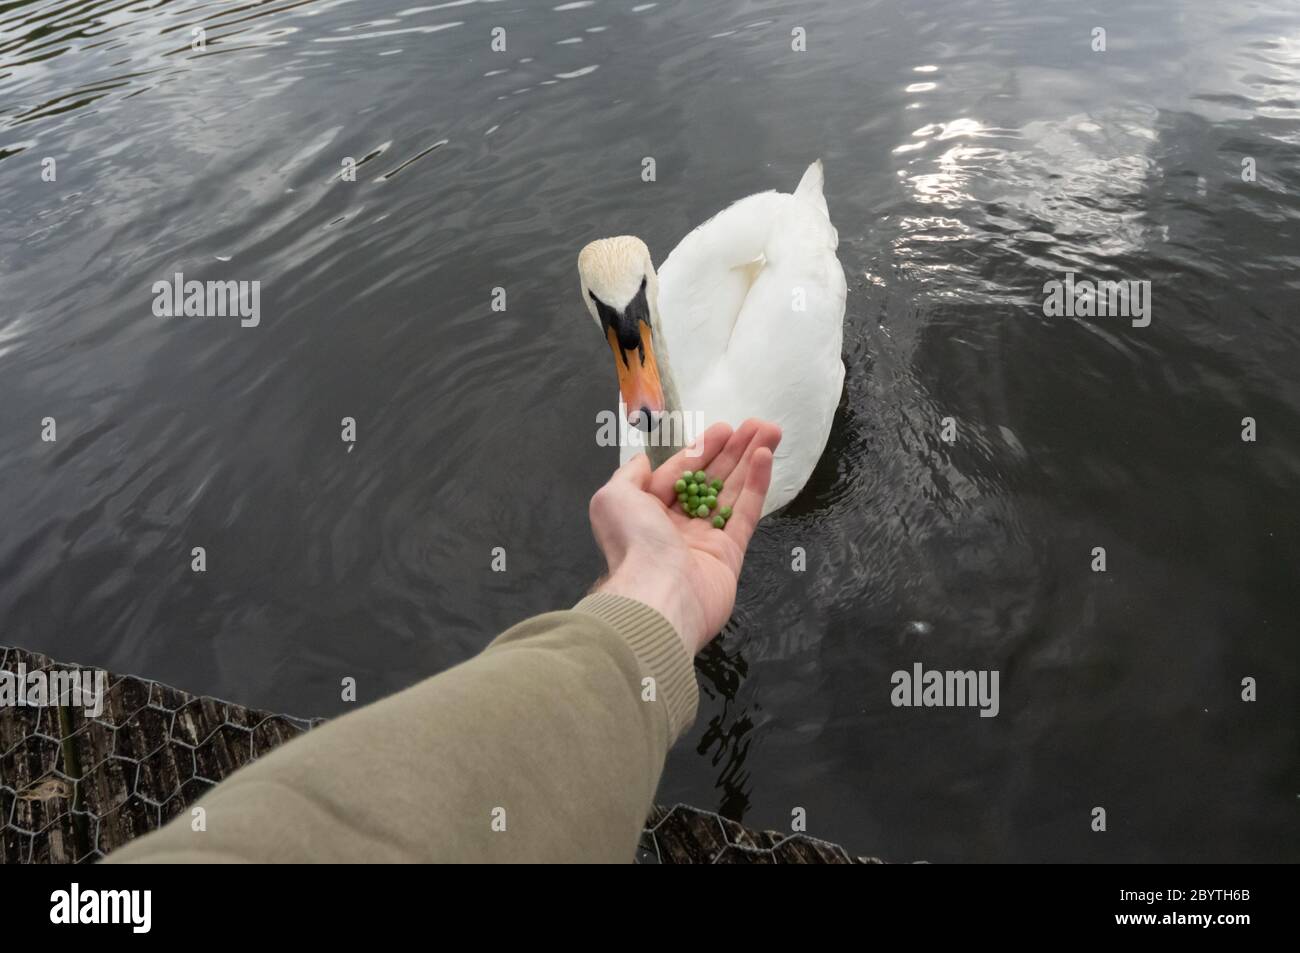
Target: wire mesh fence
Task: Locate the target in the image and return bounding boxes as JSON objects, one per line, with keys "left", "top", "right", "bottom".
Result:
{"left": 2, "top": 644, "right": 880, "bottom": 864}
{"left": 639, "top": 804, "right": 883, "bottom": 864}
{"left": 0, "top": 645, "right": 318, "bottom": 863}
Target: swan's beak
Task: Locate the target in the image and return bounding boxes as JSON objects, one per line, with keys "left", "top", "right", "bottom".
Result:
{"left": 606, "top": 325, "right": 664, "bottom": 431}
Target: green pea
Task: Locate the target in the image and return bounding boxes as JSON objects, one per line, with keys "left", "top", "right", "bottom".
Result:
{"left": 711, "top": 479, "right": 723, "bottom": 491}
{"left": 681, "top": 502, "right": 693, "bottom": 515}
{"left": 712, "top": 515, "right": 725, "bottom": 529}
{"left": 682, "top": 470, "right": 694, "bottom": 482}
{"left": 677, "top": 493, "right": 688, "bottom": 504}
{"left": 693, "top": 470, "right": 707, "bottom": 483}
{"left": 674, "top": 478, "right": 687, "bottom": 493}
{"left": 720, "top": 505, "right": 733, "bottom": 518}
{"left": 695, "top": 503, "right": 709, "bottom": 518}
{"left": 706, "top": 496, "right": 717, "bottom": 509}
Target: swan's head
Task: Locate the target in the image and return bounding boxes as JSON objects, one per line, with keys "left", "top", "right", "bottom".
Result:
{"left": 578, "top": 235, "right": 664, "bottom": 431}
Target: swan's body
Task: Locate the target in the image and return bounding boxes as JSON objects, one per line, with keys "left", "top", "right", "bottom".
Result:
{"left": 579, "top": 161, "right": 846, "bottom": 515}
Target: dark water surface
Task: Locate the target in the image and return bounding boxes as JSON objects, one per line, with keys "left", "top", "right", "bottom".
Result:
{"left": 2, "top": 0, "right": 1298, "bottom": 861}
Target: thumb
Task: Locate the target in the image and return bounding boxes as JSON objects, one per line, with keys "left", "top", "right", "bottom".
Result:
{"left": 611, "top": 452, "right": 652, "bottom": 491}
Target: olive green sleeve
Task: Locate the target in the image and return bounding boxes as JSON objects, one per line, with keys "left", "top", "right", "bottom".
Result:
{"left": 104, "top": 593, "right": 697, "bottom": 863}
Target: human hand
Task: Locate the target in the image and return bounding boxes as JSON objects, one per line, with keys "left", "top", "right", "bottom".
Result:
{"left": 587, "top": 419, "right": 782, "bottom": 655}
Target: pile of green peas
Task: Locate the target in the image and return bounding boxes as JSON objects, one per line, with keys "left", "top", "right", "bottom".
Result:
{"left": 673, "top": 470, "right": 733, "bottom": 529}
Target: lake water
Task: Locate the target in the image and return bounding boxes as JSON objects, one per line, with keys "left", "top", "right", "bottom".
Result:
{"left": 2, "top": 0, "right": 1297, "bottom": 862}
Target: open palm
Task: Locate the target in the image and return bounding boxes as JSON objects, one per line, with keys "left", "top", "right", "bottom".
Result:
{"left": 589, "top": 420, "right": 782, "bottom": 655}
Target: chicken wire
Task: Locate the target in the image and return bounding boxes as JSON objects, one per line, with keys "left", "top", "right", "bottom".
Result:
{"left": 0, "top": 645, "right": 318, "bottom": 863}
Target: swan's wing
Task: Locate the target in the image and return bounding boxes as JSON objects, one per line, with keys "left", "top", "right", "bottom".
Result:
{"left": 656, "top": 189, "right": 790, "bottom": 397}
{"left": 726, "top": 170, "right": 845, "bottom": 512}
{"left": 658, "top": 162, "right": 846, "bottom": 513}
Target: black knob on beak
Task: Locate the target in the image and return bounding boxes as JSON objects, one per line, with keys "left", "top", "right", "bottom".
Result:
{"left": 627, "top": 406, "right": 654, "bottom": 431}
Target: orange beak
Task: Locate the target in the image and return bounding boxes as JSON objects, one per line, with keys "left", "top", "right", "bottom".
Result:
{"left": 606, "top": 324, "right": 665, "bottom": 430}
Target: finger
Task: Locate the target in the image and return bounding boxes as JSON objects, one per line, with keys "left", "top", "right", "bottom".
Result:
{"left": 723, "top": 446, "right": 774, "bottom": 551}
{"left": 699, "top": 419, "right": 759, "bottom": 486}
{"left": 648, "top": 422, "right": 733, "bottom": 503}
{"left": 610, "top": 452, "right": 652, "bottom": 490}
{"left": 716, "top": 422, "right": 782, "bottom": 510}
{"left": 712, "top": 419, "right": 781, "bottom": 488}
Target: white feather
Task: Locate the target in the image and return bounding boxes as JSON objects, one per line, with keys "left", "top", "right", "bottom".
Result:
{"left": 619, "top": 161, "right": 847, "bottom": 515}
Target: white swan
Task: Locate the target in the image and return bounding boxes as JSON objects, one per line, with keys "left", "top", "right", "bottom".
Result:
{"left": 578, "top": 160, "right": 846, "bottom": 515}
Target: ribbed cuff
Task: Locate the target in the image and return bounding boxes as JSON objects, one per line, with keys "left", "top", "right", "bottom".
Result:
{"left": 573, "top": 591, "right": 699, "bottom": 742}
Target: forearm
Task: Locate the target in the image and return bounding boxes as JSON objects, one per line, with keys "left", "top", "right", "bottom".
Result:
{"left": 104, "top": 594, "right": 697, "bottom": 863}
